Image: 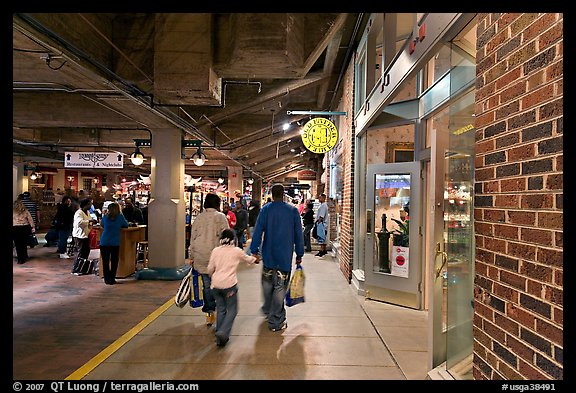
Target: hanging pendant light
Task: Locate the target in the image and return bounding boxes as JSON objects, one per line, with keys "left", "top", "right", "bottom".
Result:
{"left": 130, "top": 146, "right": 145, "bottom": 166}
{"left": 190, "top": 146, "right": 207, "bottom": 166}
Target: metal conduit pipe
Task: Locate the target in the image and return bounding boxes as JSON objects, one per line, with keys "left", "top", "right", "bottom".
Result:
{"left": 328, "top": 13, "right": 365, "bottom": 110}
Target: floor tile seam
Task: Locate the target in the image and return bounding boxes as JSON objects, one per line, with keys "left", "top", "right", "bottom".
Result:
{"left": 351, "top": 296, "right": 411, "bottom": 380}
{"left": 96, "top": 360, "right": 403, "bottom": 367}
{"left": 389, "top": 349, "right": 428, "bottom": 353}
{"left": 64, "top": 297, "right": 175, "bottom": 380}
{"left": 371, "top": 323, "right": 428, "bottom": 328}
{"left": 129, "top": 333, "right": 384, "bottom": 338}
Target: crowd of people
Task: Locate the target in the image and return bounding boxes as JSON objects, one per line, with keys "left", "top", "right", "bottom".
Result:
{"left": 13, "top": 191, "right": 147, "bottom": 279}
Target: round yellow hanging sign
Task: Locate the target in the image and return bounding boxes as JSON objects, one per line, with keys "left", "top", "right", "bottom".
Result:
{"left": 301, "top": 118, "right": 338, "bottom": 153}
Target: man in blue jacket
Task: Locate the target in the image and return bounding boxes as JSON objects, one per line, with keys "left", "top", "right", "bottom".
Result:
{"left": 250, "top": 183, "right": 304, "bottom": 332}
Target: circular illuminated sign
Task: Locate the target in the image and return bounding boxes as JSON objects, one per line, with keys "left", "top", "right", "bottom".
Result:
{"left": 301, "top": 118, "right": 338, "bottom": 153}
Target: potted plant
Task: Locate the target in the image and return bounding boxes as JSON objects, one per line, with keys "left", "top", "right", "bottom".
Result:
{"left": 391, "top": 218, "right": 409, "bottom": 247}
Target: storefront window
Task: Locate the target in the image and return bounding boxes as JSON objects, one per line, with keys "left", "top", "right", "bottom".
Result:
{"left": 329, "top": 155, "right": 343, "bottom": 246}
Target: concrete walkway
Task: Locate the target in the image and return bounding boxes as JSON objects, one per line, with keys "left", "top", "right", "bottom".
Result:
{"left": 68, "top": 251, "right": 429, "bottom": 380}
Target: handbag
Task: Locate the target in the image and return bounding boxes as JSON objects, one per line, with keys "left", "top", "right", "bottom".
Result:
{"left": 71, "top": 257, "right": 94, "bottom": 276}
{"left": 312, "top": 223, "right": 318, "bottom": 240}
{"left": 190, "top": 268, "right": 204, "bottom": 308}
{"left": 28, "top": 233, "right": 39, "bottom": 248}
{"left": 174, "top": 270, "right": 192, "bottom": 308}
{"left": 285, "top": 264, "right": 305, "bottom": 307}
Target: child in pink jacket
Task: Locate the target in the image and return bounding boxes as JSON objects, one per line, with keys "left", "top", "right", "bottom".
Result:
{"left": 207, "top": 229, "right": 258, "bottom": 347}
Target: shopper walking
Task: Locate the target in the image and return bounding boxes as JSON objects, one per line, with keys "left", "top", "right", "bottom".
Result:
{"left": 301, "top": 202, "right": 314, "bottom": 252}
{"left": 73, "top": 198, "right": 96, "bottom": 261}
{"left": 233, "top": 202, "right": 248, "bottom": 249}
{"left": 315, "top": 193, "right": 329, "bottom": 257}
{"left": 245, "top": 199, "right": 261, "bottom": 256}
{"left": 99, "top": 202, "right": 129, "bottom": 285}
{"left": 19, "top": 191, "right": 39, "bottom": 231}
{"left": 54, "top": 196, "right": 74, "bottom": 259}
{"left": 207, "top": 229, "right": 258, "bottom": 347}
{"left": 250, "top": 183, "right": 304, "bottom": 332}
{"left": 222, "top": 202, "right": 236, "bottom": 229}
{"left": 13, "top": 199, "right": 35, "bottom": 264}
{"left": 189, "top": 193, "right": 230, "bottom": 326}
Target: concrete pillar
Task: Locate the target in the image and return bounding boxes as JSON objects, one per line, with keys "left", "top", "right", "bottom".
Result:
{"left": 137, "top": 128, "right": 187, "bottom": 280}
{"left": 13, "top": 163, "right": 25, "bottom": 201}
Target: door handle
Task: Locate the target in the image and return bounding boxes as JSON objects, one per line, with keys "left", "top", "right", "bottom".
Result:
{"left": 366, "top": 209, "right": 372, "bottom": 235}
{"left": 435, "top": 242, "right": 448, "bottom": 279}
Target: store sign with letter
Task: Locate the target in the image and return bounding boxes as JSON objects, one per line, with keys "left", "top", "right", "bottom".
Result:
{"left": 301, "top": 118, "right": 338, "bottom": 153}
{"left": 65, "top": 152, "right": 124, "bottom": 168}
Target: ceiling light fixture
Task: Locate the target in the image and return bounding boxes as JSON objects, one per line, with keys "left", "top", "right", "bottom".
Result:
{"left": 129, "top": 146, "right": 145, "bottom": 166}
{"left": 190, "top": 146, "right": 206, "bottom": 166}
{"left": 130, "top": 138, "right": 152, "bottom": 166}
{"left": 181, "top": 139, "right": 205, "bottom": 166}
{"left": 29, "top": 171, "right": 38, "bottom": 180}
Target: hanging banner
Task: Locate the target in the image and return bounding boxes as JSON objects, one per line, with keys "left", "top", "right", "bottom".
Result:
{"left": 64, "top": 152, "right": 124, "bottom": 168}
{"left": 297, "top": 169, "right": 317, "bottom": 181}
{"left": 301, "top": 118, "right": 338, "bottom": 153}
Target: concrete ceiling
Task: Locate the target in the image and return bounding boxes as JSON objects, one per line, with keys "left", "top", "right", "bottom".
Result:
{"left": 13, "top": 13, "right": 367, "bottom": 182}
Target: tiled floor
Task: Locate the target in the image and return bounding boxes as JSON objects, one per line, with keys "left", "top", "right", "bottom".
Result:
{"left": 13, "top": 234, "right": 429, "bottom": 381}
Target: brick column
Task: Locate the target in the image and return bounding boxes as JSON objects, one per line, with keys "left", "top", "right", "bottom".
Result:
{"left": 473, "top": 13, "right": 563, "bottom": 380}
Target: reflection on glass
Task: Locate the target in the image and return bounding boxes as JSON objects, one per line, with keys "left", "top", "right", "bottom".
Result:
{"left": 374, "top": 173, "right": 411, "bottom": 277}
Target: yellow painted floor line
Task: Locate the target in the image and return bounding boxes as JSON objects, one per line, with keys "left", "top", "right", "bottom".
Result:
{"left": 65, "top": 298, "right": 175, "bottom": 380}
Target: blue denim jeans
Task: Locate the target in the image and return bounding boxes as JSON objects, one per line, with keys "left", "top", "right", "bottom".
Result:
{"left": 212, "top": 285, "right": 239, "bottom": 341}
{"left": 234, "top": 229, "right": 246, "bottom": 249}
{"left": 200, "top": 273, "right": 216, "bottom": 313}
{"left": 261, "top": 267, "right": 291, "bottom": 329}
{"left": 57, "top": 227, "right": 71, "bottom": 254}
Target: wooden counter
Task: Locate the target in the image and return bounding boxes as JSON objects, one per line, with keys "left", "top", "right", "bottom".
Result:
{"left": 97, "top": 225, "right": 147, "bottom": 278}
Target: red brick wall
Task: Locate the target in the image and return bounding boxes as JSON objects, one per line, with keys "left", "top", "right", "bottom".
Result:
{"left": 335, "top": 63, "right": 355, "bottom": 282}
{"left": 473, "top": 13, "right": 563, "bottom": 380}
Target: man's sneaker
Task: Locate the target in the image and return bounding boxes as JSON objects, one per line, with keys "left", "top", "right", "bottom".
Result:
{"left": 59, "top": 253, "right": 70, "bottom": 259}
{"left": 206, "top": 312, "right": 216, "bottom": 326}
{"left": 269, "top": 321, "right": 287, "bottom": 332}
{"left": 314, "top": 251, "right": 323, "bottom": 257}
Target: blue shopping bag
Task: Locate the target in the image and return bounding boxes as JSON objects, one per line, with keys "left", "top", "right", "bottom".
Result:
{"left": 190, "top": 268, "right": 204, "bottom": 308}
{"left": 285, "top": 265, "right": 305, "bottom": 307}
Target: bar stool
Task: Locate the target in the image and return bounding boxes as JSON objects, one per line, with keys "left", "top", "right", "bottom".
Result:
{"left": 136, "top": 241, "right": 149, "bottom": 270}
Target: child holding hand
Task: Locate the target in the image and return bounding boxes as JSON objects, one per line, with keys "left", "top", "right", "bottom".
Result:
{"left": 207, "top": 229, "right": 259, "bottom": 347}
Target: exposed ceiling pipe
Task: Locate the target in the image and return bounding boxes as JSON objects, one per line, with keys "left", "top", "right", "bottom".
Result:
{"left": 329, "top": 13, "right": 365, "bottom": 110}
{"left": 13, "top": 82, "right": 121, "bottom": 95}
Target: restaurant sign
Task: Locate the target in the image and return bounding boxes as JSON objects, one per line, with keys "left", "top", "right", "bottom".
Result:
{"left": 297, "top": 169, "right": 317, "bottom": 181}
{"left": 65, "top": 152, "right": 124, "bottom": 168}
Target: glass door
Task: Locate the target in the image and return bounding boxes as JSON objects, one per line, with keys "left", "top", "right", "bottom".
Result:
{"left": 444, "top": 92, "right": 475, "bottom": 379}
{"left": 426, "top": 90, "right": 475, "bottom": 378}
{"left": 365, "top": 161, "right": 422, "bottom": 309}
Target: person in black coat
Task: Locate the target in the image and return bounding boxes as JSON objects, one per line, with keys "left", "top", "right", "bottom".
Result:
{"left": 122, "top": 197, "right": 144, "bottom": 224}
{"left": 301, "top": 202, "right": 314, "bottom": 252}
{"left": 54, "top": 196, "right": 75, "bottom": 259}
{"left": 233, "top": 203, "right": 249, "bottom": 249}
{"left": 247, "top": 199, "right": 261, "bottom": 238}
